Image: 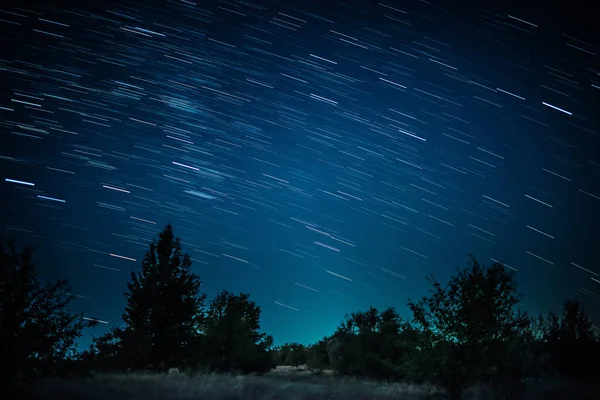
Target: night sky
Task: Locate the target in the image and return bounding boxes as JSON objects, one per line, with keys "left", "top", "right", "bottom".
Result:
{"left": 1, "top": 0, "right": 599, "bottom": 349}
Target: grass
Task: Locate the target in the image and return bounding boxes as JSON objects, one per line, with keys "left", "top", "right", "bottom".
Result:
{"left": 22, "top": 367, "right": 600, "bottom": 400}
{"left": 27, "top": 369, "right": 447, "bottom": 400}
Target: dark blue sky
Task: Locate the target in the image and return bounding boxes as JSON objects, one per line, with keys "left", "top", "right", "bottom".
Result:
{"left": 1, "top": 0, "right": 599, "bottom": 348}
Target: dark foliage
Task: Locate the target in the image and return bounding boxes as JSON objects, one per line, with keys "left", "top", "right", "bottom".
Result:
{"left": 204, "top": 290, "right": 274, "bottom": 373}
{"left": 542, "top": 299, "right": 600, "bottom": 380}
{"left": 309, "top": 254, "right": 600, "bottom": 399}
{"left": 325, "top": 306, "right": 422, "bottom": 381}
{"left": 271, "top": 342, "right": 307, "bottom": 366}
{"left": 81, "top": 326, "right": 126, "bottom": 371}
{"left": 84, "top": 225, "right": 206, "bottom": 372}
{"left": 407, "top": 254, "right": 534, "bottom": 397}
{"left": 0, "top": 238, "right": 95, "bottom": 391}
{"left": 83, "top": 225, "right": 275, "bottom": 376}
{"left": 305, "top": 337, "right": 330, "bottom": 370}
{"left": 6, "top": 227, "right": 600, "bottom": 400}
{"left": 123, "top": 224, "right": 206, "bottom": 371}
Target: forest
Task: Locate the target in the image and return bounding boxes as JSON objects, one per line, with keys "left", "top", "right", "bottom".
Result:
{"left": 2, "top": 224, "right": 599, "bottom": 399}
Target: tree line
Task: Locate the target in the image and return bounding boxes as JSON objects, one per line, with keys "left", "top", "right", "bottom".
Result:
{"left": 2, "top": 224, "right": 599, "bottom": 399}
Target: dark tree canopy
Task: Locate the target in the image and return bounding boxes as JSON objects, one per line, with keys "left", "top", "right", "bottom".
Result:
{"left": 82, "top": 326, "right": 125, "bottom": 371}
{"left": 407, "top": 255, "right": 536, "bottom": 398}
{"left": 83, "top": 226, "right": 278, "bottom": 375}
{"left": 408, "top": 254, "right": 530, "bottom": 346}
{"left": 272, "top": 342, "right": 307, "bottom": 367}
{"left": 91, "top": 225, "right": 206, "bottom": 371}
{"left": 543, "top": 299, "right": 600, "bottom": 380}
{"left": 204, "top": 290, "right": 274, "bottom": 373}
{"left": 5, "top": 227, "right": 600, "bottom": 399}
{"left": 325, "top": 306, "right": 419, "bottom": 381}
{"left": 305, "top": 337, "right": 330, "bottom": 371}
{"left": 0, "top": 238, "right": 92, "bottom": 388}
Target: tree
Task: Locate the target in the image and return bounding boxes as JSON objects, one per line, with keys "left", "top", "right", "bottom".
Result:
{"left": 81, "top": 326, "right": 125, "bottom": 371}
{"left": 282, "top": 343, "right": 307, "bottom": 367}
{"left": 326, "top": 306, "right": 419, "bottom": 381}
{"left": 0, "top": 238, "right": 94, "bottom": 390}
{"left": 543, "top": 299, "right": 600, "bottom": 380}
{"left": 203, "top": 291, "right": 274, "bottom": 373}
{"left": 407, "top": 254, "right": 532, "bottom": 398}
{"left": 306, "top": 337, "right": 330, "bottom": 371}
{"left": 271, "top": 343, "right": 306, "bottom": 366}
{"left": 118, "top": 224, "right": 206, "bottom": 371}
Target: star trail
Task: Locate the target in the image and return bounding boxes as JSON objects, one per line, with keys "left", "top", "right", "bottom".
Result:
{"left": 1, "top": 0, "right": 599, "bottom": 347}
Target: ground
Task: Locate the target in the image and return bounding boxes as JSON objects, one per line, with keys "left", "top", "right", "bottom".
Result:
{"left": 28, "top": 367, "right": 446, "bottom": 400}
{"left": 24, "top": 366, "right": 600, "bottom": 399}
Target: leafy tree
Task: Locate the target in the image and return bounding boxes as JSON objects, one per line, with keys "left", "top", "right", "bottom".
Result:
{"left": 204, "top": 291, "right": 274, "bottom": 373}
{"left": 81, "top": 326, "right": 126, "bottom": 371}
{"left": 269, "top": 345, "right": 283, "bottom": 365}
{"left": 107, "top": 225, "right": 206, "bottom": 371}
{"left": 326, "top": 306, "right": 419, "bottom": 381}
{"left": 283, "top": 342, "right": 307, "bottom": 366}
{"left": 329, "top": 307, "right": 383, "bottom": 377}
{"left": 543, "top": 299, "right": 600, "bottom": 380}
{"left": 0, "top": 238, "right": 95, "bottom": 390}
{"left": 305, "top": 337, "right": 330, "bottom": 371}
{"left": 407, "top": 254, "right": 532, "bottom": 398}
{"left": 271, "top": 342, "right": 307, "bottom": 366}
{"left": 517, "top": 314, "right": 553, "bottom": 382}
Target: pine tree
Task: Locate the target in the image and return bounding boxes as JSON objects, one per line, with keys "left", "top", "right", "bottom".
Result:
{"left": 120, "top": 224, "right": 206, "bottom": 371}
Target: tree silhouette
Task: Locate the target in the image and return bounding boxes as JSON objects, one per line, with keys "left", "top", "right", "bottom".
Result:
{"left": 7, "top": 225, "right": 600, "bottom": 399}
{"left": 81, "top": 326, "right": 125, "bottom": 371}
{"left": 203, "top": 290, "right": 274, "bottom": 373}
{"left": 543, "top": 299, "right": 600, "bottom": 380}
{"left": 0, "top": 238, "right": 94, "bottom": 390}
{"left": 407, "top": 254, "right": 533, "bottom": 398}
{"left": 271, "top": 342, "right": 306, "bottom": 366}
{"left": 103, "top": 224, "right": 206, "bottom": 371}
{"left": 326, "top": 306, "right": 419, "bottom": 381}
{"left": 281, "top": 342, "right": 307, "bottom": 366}
{"left": 305, "top": 337, "right": 330, "bottom": 371}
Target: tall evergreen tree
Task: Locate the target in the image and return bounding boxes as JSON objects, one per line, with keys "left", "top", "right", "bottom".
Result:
{"left": 119, "top": 224, "right": 206, "bottom": 371}
{"left": 0, "top": 238, "right": 93, "bottom": 389}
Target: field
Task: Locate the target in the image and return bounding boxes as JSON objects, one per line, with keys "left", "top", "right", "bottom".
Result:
{"left": 27, "top": 366, "right": 446, "bottom": 400}
{"left": 24, "top": 366, "right": 600, "bottom": 400}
